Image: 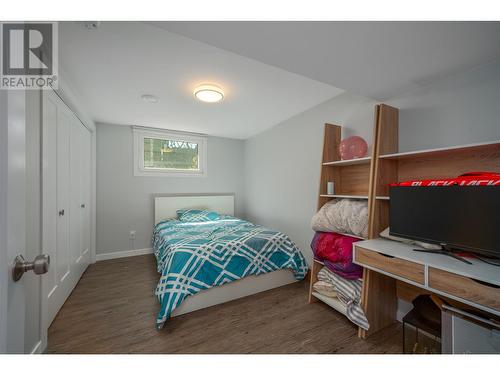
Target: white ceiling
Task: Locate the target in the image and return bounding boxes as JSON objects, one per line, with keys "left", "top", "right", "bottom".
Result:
{"left": 60, "top": 22, "right": 500, "bottom": 139}
{"left": 152, "top": 21, "right": 500, "bottom": 100}
{"left": 59, "top": 22, "right": 343, "bottom": 139}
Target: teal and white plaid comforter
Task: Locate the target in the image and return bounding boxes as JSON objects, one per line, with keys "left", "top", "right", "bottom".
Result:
{"left": 153, "top": 217, "right": 308, "bottom": 328}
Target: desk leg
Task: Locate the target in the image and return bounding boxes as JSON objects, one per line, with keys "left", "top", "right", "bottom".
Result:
{"left": 358, "top": 268, "right": 397, "bottom": 338}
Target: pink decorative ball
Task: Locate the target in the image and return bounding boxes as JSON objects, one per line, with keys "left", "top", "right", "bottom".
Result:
{"left": 338, "top": 136, "right": 368, "bottom": 160}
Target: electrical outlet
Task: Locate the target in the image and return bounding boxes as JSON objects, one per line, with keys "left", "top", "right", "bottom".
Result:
{"left": 129, "top": 230, "right": 136, "bottom": 240}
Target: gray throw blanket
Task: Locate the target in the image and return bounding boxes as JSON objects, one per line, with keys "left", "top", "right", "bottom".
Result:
{"left": 317, "top": 267, "right": 369, "bottom": 330}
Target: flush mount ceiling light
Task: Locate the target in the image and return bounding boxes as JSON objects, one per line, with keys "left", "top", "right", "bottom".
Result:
{"left": 141, "top": 94, "right": 158, "bottom": 103}
{"left": 194, "top": 84, "right": 224, "bottom": 103}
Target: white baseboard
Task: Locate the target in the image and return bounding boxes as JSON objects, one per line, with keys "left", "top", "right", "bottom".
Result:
{"left": 96, "top": 247, "right": 154, "bottom": 261}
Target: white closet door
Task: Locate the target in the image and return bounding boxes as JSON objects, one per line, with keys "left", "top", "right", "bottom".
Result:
{"left": 69, "top": 113, "right": 81, "bottom": 267}
{"left": 70, "top": 114, "right": 91, "bottom": 277}
{"left": 47, "top": 96, "right": 73, "bottom": 324}
{"left": 42, "top": 92, "right": 58, "bottom": 318}
{"left": 43, "top": 91, "right": 91, "bottom": 325}
{"left": 79, "top": 125, "right": 92, "bottom": 266}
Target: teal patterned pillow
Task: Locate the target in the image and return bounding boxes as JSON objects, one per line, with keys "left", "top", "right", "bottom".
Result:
{"left": 176, "top": 209, "right": 221, "bottom": 222}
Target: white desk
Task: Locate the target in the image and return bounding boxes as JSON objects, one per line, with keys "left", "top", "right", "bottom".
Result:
{"left": 353, "top": 238, "right": 500, "bottom": 336}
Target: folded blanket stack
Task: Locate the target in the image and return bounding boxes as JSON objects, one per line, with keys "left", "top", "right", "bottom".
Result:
{"left": 310, "top": 198, "right": 367, "bottom": 278}
{"left": 316, "top": 267, "right": 369, "bottom": 330}
{"left": 310, "top": 231, "right": 363, "bottom": 279}
{"left": 312, "top": 280, "right": 337, "bottom": 298}
{"left": 311, "top": 199, "right": 368, "bottom": 238}
{"left": 309, "top": 198, "right": 369, "bottom": 329}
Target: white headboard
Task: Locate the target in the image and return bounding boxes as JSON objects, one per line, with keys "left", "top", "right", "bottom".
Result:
{"left": 154, "top": 194, "right": 235, "bottom": 224}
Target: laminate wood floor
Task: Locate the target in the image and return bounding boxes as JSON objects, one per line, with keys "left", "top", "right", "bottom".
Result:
{"left": 47, "top": 255, "right": 403, "bottom": 354}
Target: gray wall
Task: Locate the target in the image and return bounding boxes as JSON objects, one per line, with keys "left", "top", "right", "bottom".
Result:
{"left": 243, "top": 92, "right": 377, "bottom": 264}
{"left": 387, "top": 60, "right": 500, "bottom": 152}
{"left": 96, "top": 60, "right": 500, "bottom": 261}
{"left": 243, "top": 60, "right": 500, "bottom": 264}
{"left": 96, "top": 123, "right": 245, "bottom": 254}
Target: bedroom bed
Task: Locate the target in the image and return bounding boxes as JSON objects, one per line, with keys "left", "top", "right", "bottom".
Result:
{"left": 153, "top": 194, "right": 308, "bottom": 328}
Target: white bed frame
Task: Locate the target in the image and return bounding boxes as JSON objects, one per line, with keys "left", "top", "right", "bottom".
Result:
{"left": 154, "top": 194, "right": 297, "bottom": 317}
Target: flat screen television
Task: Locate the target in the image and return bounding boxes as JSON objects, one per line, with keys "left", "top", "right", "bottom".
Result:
{"left": 389, "top": 185, "right": 500, "bottom": 259}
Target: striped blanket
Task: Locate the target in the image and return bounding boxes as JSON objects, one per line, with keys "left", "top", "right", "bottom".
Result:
{"left": 317, "top": 267, "right": 369, "bottom": 330}
{"left": 153, "top": 217, "right": 308, "bottom": 328}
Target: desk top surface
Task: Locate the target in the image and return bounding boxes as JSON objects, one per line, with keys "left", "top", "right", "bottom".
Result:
{"left": 355, "top": 238, "right": 500, "bottom": 287}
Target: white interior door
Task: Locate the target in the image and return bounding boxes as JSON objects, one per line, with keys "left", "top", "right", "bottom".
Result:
{"left": 0, "top": 90, "right": 27, "bottom": 353}
{"left": 42, "top": 90, "right": 58, "bottom": 327}
{"left": 24, "top": 90, "right": 45, "bottom": 354}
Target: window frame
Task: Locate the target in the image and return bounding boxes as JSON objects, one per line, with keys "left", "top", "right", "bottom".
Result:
{"left": 133, "top": 127, "right": 207, "bottom": 177}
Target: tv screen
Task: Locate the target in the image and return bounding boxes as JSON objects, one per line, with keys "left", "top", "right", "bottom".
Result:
{"left": 389, "top": 186, "right": 500, "bottom": 258}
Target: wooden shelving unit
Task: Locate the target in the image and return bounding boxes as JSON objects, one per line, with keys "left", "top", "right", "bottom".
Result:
{"left": 359, "top": 105, "right": 500, "bottom": 339}
{"left": 369, "top": 115, "right": 500, "bottom": 240}
{"left": 309, "top": 104, "right": 500, "bottom": 339}
{"left": 316, "top": 123, "right": 374, "bottom": 212}
{"left": 309, "top": 121, "right": 378, "bottom": 316}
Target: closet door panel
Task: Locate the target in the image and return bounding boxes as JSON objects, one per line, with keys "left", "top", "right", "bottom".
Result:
{"left": 71, "top": 116, "right": 91, "bottom": 278}
{"left": 69, "top": 115, "right": 82, "bottom": 266}
{"left": 80, "top": 126, "right": 92, "bottom": 262}
{"left": 56, "top": 108, "right": 71, "bottom": 283}
{"left": 42, "top": 93, "right": 58, "bottom": 299}
{"left": 47, "top": 101, "right": 75, "bottom": 324}
{"left": 44, "top": 91, "right": 93, "bottom": 325}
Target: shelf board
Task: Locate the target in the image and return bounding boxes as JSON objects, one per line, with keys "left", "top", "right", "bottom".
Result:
{"left": 312, "top": 292, "right": 348, "bottom": 316}
{"left": 313, "top": 231, "right": 366, "bottom": 240}
{"left": 320, "top": 194, "right": 387, "bottom": 201}
{"left": 322, "top": 156, "right": 371, "bottom": 166}
{"left": 320, "top": 194, "right": 369, "bottom": 199}
{"left": 379, "top": 140, "right": 500, "bottom": 160}
{"left": 342, "top": 233, "right": 366, "bottom": 240}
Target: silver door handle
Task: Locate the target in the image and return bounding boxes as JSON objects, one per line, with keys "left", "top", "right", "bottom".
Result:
{"left": 12, "top": 254, "right": 50, "bottom": 282}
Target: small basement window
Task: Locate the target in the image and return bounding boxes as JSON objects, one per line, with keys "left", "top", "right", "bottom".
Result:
{"left": 133, "top": 128, "right": 207, "bottom": 177}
